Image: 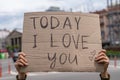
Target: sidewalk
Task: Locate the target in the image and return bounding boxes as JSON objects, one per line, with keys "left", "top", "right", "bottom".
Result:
{"left": 0, "top": 58, "right": 16, "bottom": 77}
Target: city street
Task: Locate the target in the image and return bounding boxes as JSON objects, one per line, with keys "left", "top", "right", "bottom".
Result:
{"left": 0, "top": 0, "right": 120, "bottom": 80}
{"left": 0, "top": 58, "right": 120, "bottom": 80}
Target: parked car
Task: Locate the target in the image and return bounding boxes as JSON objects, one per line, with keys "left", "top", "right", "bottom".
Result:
{"left": 12, "top": 52, "right": 19, "bottom": 62}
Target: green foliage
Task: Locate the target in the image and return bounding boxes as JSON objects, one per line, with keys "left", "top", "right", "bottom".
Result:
{"left": 6, "top": 45, "right": 19, "bottom": 52}
{"left": 13, "top": 45, "right": 19, "bottom": 49}
{"left": 106, "top": 50, "right": 120, "bottom": 56}
{"left": 6, "top": 45, "right": 14, "bottom": 51}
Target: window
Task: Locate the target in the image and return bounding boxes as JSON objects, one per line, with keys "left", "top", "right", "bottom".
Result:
{"left": 11, "top": 38, "right": 14, "bottom": 46}
{"left": 15, "top": 38, "right": 17, "bottom": 45}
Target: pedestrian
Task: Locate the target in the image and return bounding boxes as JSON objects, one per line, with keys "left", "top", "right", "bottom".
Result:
{"left": 15, "top": 50, "right": 110, "bottom": 80}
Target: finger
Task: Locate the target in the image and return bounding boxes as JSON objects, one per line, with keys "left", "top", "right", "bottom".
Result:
{"left": 97, "top": 59, "right": 109, "bottom": 64}
{"left": 17, "top": 61, "right": 24, "bottom": 67}
{"left": 19, "top": 55, "right": 28, "bottom": 63}
{"left": 98, "top": 50, "right": 106, "bottom": 56}
{"left": 15, "top": 60, "right": 24, "bottom": 67}
{"left": 96, "top": 56, "right": 109, "bottom": 63}
{"left": 18, "top": 52, "right": 26, "bottom": 57}
{"left": 95, "top": 56, "right": 108, "bottom": 61}
{"left": 19, "top": 59, "right": 28, "bottom": 66}
{"left": 96, "top": 52, "right": 106, "bottom": 59}
{"left": 97, "top": 59, "right": 105, "bottom": 64}
{"left": 101, "top": 49, "right": 106, "bottom": 53}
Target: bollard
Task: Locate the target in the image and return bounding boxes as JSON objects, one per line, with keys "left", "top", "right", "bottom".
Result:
{"left": 8, "top": 60, "right": 11, "bottom": 74}
{"left": 114, "top": 56, "right": 117, "bottom": 68}
{"left": 0, "top": 62, "right": 2, "bottom": 77}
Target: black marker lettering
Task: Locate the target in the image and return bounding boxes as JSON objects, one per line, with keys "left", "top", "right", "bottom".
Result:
{"left": 59, "top": 53, "right": 67, "bottom": 65}
{"left": 62, "top": 33, "right": 71, "bottom": 48}
{"left": 51, "top": 33, "right": 58, "bottom": 47}
{"left": 51, "top": 16, "right": 60, "bottom": 29}
{"left": 40, "top": 16, "right": 48, "bottom": 28}
{"left": 89, "top": 50, "right": 96, "bottom": 61}
{"left": 68, "top": 53, "right": 78, "bottom": 65}
{"left": 72, "top": 34, "right": 80, "bottom": 49}
{"left": 75, "top": 17, "right": 81, "bottom": 30}
{"left": 33, "top": 34, "right": 37, "bottom": 48}
{"left": 81, "top": 35, "right": 89, "bottom": 49}
{"left": 30, "top": 17, "right": 39, "bottom": 29}
{"left": 63, "top": 17, "right": 72, "bottom": 29}
{"left": 48, "top": 53, "right": 56, "bottom": 69}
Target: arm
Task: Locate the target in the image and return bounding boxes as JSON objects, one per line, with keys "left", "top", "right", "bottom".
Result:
{"left": 15, "top": 52, "right": 28, "bottom": 80}
{"left": 95, "top": 50, "right": 110, "bottom": 80}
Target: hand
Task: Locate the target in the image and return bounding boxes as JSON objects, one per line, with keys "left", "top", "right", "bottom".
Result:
{"left": 15, "top": 52, "right": 28, "bottom": 79}
{"left": 95, "top": 50, "right": 109, "bottom": 78}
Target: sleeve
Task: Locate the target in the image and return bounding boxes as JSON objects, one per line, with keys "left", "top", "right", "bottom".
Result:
{"left": 100, "top": 73, "right": 110, "bottom": 80}
{"left": 16, "top": 74, "right": 27, "bottom": 80}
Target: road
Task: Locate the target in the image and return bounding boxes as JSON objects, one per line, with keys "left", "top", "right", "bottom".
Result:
{"left": 0, "top": 58, "right": 120, "bottom": 80}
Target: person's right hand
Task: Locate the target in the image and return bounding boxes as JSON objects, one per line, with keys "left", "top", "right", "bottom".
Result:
{"left": 15, "top": 52, "right": 28, "bottom": 79}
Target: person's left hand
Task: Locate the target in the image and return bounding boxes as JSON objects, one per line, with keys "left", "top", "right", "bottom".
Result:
{"left": 95, "top": 50, "right": 109, "bottom": 78}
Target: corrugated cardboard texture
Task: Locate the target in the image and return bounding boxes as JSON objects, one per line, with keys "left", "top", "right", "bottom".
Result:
{"left": 22, "top": 12, "right": 103, "bottom": 72}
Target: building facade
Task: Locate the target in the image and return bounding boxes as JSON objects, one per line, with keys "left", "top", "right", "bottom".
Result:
{"left": 107, "top": 3, "right": 120, "bottom": 46}
{"left": 5, "top": 29, "right": 22, "bottom": 52}
{"left": 94, "top": 0, "right": 120, "bottom": 48}
{"left": 0, "top": 29, "right": 10, "bottom": 49}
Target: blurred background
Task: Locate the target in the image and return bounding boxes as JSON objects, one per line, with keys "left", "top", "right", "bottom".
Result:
{"left": 0, "top": 0, "right": 120, "bottom": 80}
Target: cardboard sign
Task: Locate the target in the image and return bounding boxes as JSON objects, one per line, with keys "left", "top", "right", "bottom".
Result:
{"left": 22, "top": 12, "right": 103, "bottom": 72}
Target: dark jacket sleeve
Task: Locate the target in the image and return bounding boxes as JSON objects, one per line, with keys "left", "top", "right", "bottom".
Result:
{"left": 16, "top": 74, "right": 110, "bottom": 80}
{"left": 100, "top": 74, "right": 110, "bottom": 80}
{"left": 16, "top": 75, "right": 27, "bottom": 80}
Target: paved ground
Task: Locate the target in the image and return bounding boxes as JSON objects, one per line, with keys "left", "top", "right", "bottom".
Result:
{"left": 0, "top": 58, "right": 120, "bottom": 80}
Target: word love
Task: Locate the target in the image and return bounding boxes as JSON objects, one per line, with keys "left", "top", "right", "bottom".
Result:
{"left": 33, "top": 33, "right": 89, "bottom": 49}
